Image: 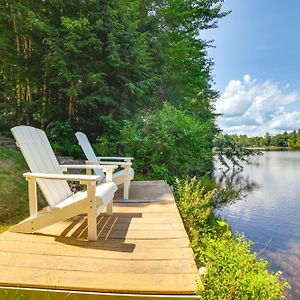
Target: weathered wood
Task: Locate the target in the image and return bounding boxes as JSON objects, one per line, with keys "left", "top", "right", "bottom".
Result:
{"left": 0, "top": 240, "right": 194, "bottom": 260}
{"left": 115, "top": 180, "right": 173, "bottom": 201}
{"left": 0, "top": 181, "right": 200, "bottom": 295}
{"left": 1, "top": 233, "right": 190, "bottom": 249}
{"left": 0, "top": 266, "right": 197, "bottom": 294}
{"left": 0, "top": 252, "right": 197, "bottom": 274}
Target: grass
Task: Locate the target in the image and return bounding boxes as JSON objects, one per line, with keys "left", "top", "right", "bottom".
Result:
{"left": 0, "top": 146, "right": 29, "bottom": 225}
{"left": 0, "top": 289, "right": 54, "bottom": 300}
{"left": 0, "top": 226, "right": 9, "bottom": 233}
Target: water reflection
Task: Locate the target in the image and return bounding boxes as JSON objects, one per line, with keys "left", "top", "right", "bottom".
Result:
{"left": 214, "top": 152, "right": 300, "bottom": 299}
{"left": 216, "top": 165, "right": 260, "bottom": 196}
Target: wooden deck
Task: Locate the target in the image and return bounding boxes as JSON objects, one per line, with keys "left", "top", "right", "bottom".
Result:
{"left": 0, "top": 181, "right": 201, "bottom": 299}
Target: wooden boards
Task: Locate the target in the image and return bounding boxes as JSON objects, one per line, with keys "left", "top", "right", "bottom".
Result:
{"left": 115, "top": 180, "right": 174, "bottom": 202}
{"left": 0, "top": 181, "right": 200, "bottom": 296}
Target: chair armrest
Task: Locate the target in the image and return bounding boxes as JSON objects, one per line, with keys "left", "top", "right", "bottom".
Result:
{"left": 60, "top": 164, "right": 118, "bottom": 172}
{"left": 97, "top": 156, "right": 133, "bottom": 162}
{"left": 65, "top": 163, "right": 118, "bottom": 181}
{"left": 23, "top": 172, "right": 100, "bottom": 184}
{"left": 88, "top": 161, "right": 132, "bottom": 167}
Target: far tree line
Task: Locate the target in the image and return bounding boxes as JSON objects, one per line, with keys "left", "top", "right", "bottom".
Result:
{"left": 229, "top": 130, "right": 300, "bottom": 149}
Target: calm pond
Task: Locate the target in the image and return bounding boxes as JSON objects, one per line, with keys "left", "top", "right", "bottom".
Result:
{"left": 215, "top": 151, "right": 300, "bottom": 299}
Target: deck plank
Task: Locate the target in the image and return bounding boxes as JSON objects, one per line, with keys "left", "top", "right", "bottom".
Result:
{"left": 0, "top": 266, "right": 198, "bottom": 294}
{"left": 0, "top": 240, "right": 194, "bottom": 260}
{"left": 0, "top": 181, "right": 200, "bottom": 295}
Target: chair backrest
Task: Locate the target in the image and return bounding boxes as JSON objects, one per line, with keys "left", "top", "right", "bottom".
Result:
{"left": 75, "top": 131, "right": 105, "bottom": 181}
{"left": 11, "top": 126, "right": 72, "bottom": 208}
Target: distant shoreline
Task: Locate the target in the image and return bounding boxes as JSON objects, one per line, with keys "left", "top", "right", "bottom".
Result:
{"left": 247, "top": 147, "right": 297, "bottom": 151}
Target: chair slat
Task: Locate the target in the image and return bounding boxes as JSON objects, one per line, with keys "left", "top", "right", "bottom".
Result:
{"left": 75, "top": 132, "right": 105, "bottom": 180}
{"left": 11, "top": 126, "right": 72, "bottom": 208}
{"left": 35, "top": 127, "right": 71, "bottom": 203}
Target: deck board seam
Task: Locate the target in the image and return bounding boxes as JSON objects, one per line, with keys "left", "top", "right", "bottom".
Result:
{"left": 0, "top": 250, "right": 194, "bottom": 261}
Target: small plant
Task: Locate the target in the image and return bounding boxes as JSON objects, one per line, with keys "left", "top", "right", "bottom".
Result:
{"left": 174, "top": 177, "right": 289, "bottom": 299}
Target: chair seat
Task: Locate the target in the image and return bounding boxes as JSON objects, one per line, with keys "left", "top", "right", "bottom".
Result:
{"left": 112, "top": 167, "right": 134, "bottom": 186}
{"left": 55, "top": 182, "right": 117, "bottom": 209}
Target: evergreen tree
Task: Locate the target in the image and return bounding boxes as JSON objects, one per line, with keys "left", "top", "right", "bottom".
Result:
{"left": 288, "top": 130, "right": 297, "bottom": 148}
{"left": 264, "top": 132, "right": 271, "bottom": 146}
{"left": 0, "top": 0, "right": 226, "bottom": 140}
{"left": 296, "top": 129, "right": 300, "bottom": 148}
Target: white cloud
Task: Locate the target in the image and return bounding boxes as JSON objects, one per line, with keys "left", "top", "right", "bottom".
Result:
{"left": 216, "top": 75, "right": 300, "bottom": 136}
{"left": 270, "top": 111, "right": 300, "bottom": 130}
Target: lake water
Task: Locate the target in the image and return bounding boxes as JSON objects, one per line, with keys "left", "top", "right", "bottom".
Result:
{"left": 215, "top": 151, "right": 300, "bottom": 299}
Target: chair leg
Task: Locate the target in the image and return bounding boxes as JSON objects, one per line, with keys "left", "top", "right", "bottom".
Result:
{"left": 106, "top": 201, "right": 113, "bottom": 215}
{"left": 88, "top": 211, "right": 97, "bottom": 241}
{"left": 87, "top": 182, "right": 97, "bottom": 241}
{"left": 124, "top": 180, "right": 130, "bottom": 200}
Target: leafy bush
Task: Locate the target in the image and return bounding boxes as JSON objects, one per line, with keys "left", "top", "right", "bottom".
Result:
{"left": 95, "top": 103, "right": 215, "bottom": 181}
{"left": 46, "top": 122, "right": 82, "bottom": 158}
{"left": 174, "top": 178, "right": 288, "bottom": 299}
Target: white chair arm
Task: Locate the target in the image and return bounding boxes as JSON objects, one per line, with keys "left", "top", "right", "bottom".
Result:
{"left": 98, "top": 165, "right": 119, "bottom": 170}
{"left": 23, "top": 172, "right": 100, "bottom": 184}
{"left": 93, "top": 161, "right": 132, "bottom": 167}
{"left": 60, "top": 164, "right": 118, "bottom": 172}
{"left": 97, "top": 156, "right": 133, "bottom": 162}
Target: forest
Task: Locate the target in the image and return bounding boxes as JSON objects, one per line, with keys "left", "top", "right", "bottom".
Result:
{"left": 229, "top": 130, "right": 300, "bottom": 149}
{"left": 0, "top": 0, "right": 228, "bottom": 180}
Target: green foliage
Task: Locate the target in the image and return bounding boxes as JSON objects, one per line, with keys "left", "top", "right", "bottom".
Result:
{"left": 0, "top": 147, "right": 29, "bottom": 224}
{"left": 271, "top": 132, "right": 288, "bottom": 147}
{"left": 0, "top": 0, "right": 228, "bottom": 178}
{"left": 174, "top": 178, "right": 288, "bottom": 299}
{"left": 198, "top": 236, "right": 288, "bottom": 299}
{"left": 95, "top": 103, "right": 215, "bottom": 180}
{"left": 0, "top": 0, "right": 225, "bottom": 151}
{"left": 230, "top": 129, "right": 300, "bottom": 149}
{"left": 46, "top": 122, "right": 81, "bottom": 157}
{"left": 264, "top": 132, "right": 271, "bottom": 147}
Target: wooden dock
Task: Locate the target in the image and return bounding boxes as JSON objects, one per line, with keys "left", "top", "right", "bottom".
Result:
{"left": 0, "top": 181, "right": 201, "bottom": 299}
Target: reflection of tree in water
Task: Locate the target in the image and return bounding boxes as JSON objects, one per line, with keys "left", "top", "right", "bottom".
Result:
{"left": 246, "top": 159, "right": 261, "bottom": 167}
{"left": 218, "top": 167, "right": 260, "bottom": 193}
{"left": 213, "top": 166, "right": 260, "bottom": 208}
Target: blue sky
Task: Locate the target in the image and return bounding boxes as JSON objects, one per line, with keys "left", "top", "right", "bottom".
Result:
{"left": 204, "top": 0, "right": 300, "bottom": 136}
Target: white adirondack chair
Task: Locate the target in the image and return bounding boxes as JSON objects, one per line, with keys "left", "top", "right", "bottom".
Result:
{"left": 75, "top": 131, "right": 134, "bottom": 200}
{"left": 10, "top": 126, "right": 118, "bottom": 241}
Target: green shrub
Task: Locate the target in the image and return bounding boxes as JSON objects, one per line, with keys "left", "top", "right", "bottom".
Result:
{"left": 95, "top": 103, "right": 215, "bottom": 181}
{"left": 174, "top": 178, "right": 289, "bottom": 299}
{"left": 46, "top": 122, "right": 82, "bottom": 158}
